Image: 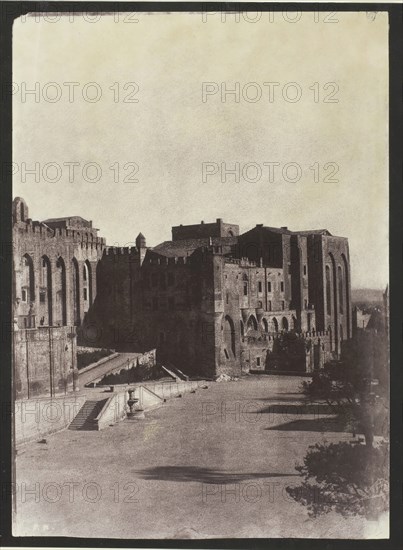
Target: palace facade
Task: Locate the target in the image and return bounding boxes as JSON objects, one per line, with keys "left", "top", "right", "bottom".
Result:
{"left": 12, "top": 197, "right": 352, "bottom": 396}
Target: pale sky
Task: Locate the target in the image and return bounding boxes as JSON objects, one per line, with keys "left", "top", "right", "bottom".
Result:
{"left": 13, "top": 11, "right": 388, "bottom": 289}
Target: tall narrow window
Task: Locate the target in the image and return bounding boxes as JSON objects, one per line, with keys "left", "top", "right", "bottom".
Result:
{"left": 268, "top": 300, "right": 272, "bottom": 311}
{"left": 267, "top": 281, "right": 272, "bottom": 292}
{"left": 258, "top": 281, "right": 262, "bottom": 293}
{"left": 280, "top": 281, "right": 284, "bottom": 292}
{"left": 243, "top": 283, "right": 248, "bottom": 296}
{"left": 338, "top": 266, "right": 343, "bottom": 314}
{"left": 326, "top": 265, "right": 331, "bottom": 315}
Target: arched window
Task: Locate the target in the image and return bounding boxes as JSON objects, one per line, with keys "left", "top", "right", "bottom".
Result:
{"left": 272, "top": 317, "right": 279, "bottom": 333}
{"left": 341, "top": 253, "right": 350, "bottom": 336}
{"left": 338, "top": 266, "right": 343, "bottom": 314}
{"left": 55, "top": 257, "right": 67, "bottom": 325}
{"left": 22, "top": 254, "right": 35, "bottom": 303}
{"left": 240, "top": 320, "right": 244, "bottom": 337}
{"left": 325, "top": 265, "right": 331, "bottom": 316}
{"left": 224, "top": 315, "right": 236, "bottom": 357}
{"left": 72, "top": 257, "right": 80, "bottom": 326}
{"left": 247, "top": 315, "right": 258, "bottom": 331}
{"left": 83, "top": 260, "right": 93, "bottom": 308}
{"left": 262, "top": 318, "right": 269, "bottom": 333}
{"left": 282, "top": 317, "right": 289, "bottom": 331}
{"left": 40, "top": 255, "right": 52, "bottom": 325}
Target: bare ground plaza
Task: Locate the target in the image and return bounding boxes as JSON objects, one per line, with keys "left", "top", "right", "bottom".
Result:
{"left": 14, "top": 375, "right": 386, "bottom": 539}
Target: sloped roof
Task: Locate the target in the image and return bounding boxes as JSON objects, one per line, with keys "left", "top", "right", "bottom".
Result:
{"left": 152, "top": 236, "right": 237, "bottom": 258}
{"left": 242, "top": 226, "right": 333, "bottom": 237}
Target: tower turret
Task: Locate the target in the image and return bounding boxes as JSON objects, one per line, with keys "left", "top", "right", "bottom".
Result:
{"left": 136, "top": 232, "right": 146, "bottom": 249}
{"left": 136, "top": 232, "right": 147, "bottom": 265}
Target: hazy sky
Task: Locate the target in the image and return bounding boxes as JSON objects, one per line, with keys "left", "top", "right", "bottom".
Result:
{"left": 13, "top": 11, "right": 388, "bottom": 289}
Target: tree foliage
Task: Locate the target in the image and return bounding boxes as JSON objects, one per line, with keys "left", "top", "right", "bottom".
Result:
{"left": 286, "top": 440, "right": 389, "bottom": 519}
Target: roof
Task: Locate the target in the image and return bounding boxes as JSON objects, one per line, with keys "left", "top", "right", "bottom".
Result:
{"left": 43, "top": 216, "right": 90, "bottom": 224}
{"left": 242, "top": 226, "right": 333, "bottom": 237}
{"left": 152, "top": 236, "right": 237, "bottom": 258}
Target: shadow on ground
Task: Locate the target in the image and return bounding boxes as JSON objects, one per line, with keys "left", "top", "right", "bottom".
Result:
{"left": 265, "top": 416, "right": 347, "bottom": 433}
{"left": 257, "top": 403, "right": 336, "bottom": 414}
{"left": 133, "top": 466, "right": 300, "bottom": 484}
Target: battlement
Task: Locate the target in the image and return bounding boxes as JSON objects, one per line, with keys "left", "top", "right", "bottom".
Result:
{"left": 17, "top": 217, "right": 106, "bottom": 248}
{"left": 146, "top": 254, "right": 189, "bottom": 266}
{"left": 105, "top": 246, "right": 139, "bottom": 256}
{"left": 224, "top": 257, "right": 258, "bottom": 267}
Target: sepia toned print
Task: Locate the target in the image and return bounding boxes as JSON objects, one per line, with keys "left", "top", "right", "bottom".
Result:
{"left": 11, "top": 9, "right": 389, "bottom": 539}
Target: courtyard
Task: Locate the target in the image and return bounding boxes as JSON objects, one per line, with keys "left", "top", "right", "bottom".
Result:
{"left": 14, "top": 375, "right": 384, "bottom": 539}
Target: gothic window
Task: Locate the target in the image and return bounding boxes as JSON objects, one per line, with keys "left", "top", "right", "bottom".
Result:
{"left": 326, "top": 265, "right": 331, "bottom": 315}
{"left": 338, "top": 266, "right": 343, "bottom": 314}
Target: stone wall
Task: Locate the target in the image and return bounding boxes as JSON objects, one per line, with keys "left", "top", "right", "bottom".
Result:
{"left": 14, "top": 326, "right": 77, "bottom": 399}
{"left": 13, "top": 196, "right": 105, "bottom": 329}
{"left": 13, "top": 198, "right": 352, "bottom": 382}
{"left": 15, "top": 394, "right": 86, "bottom": 446}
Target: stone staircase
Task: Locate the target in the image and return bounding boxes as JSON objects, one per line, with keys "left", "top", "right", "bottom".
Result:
{"left": 68, "top": 399, "right": 108, "bottom": 431}
{"left": 79, "top": 352, "right": 143, "bottom": 388}
{"left": 162, "top": 363, "right": 189, "bottom": 381}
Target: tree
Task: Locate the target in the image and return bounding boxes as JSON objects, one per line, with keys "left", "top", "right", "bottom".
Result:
{"left": 286, "top": 440, "right": 389, "bottom": 520}
{"left": 302, "top": 339, "right": 388, "bottom": 448}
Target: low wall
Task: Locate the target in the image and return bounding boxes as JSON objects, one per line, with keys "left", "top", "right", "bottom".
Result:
{"left": 94, "top": 391, "right": 127, "bottom": 430}
{"left": 94, "top": 380, "right": 205, "bottom": 430}
{"left": 142, "top": 380, "right": 201, "bottom": 399}
{"left": 15, "top": 394, "right": 86, "bottom": 446}
{"left": 138, "top": 386, "right": 164, "bottom": 410}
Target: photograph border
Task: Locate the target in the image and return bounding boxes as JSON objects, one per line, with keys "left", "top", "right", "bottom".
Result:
{"left": 0, "top": 2, "right": 402, "bottom": 548}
